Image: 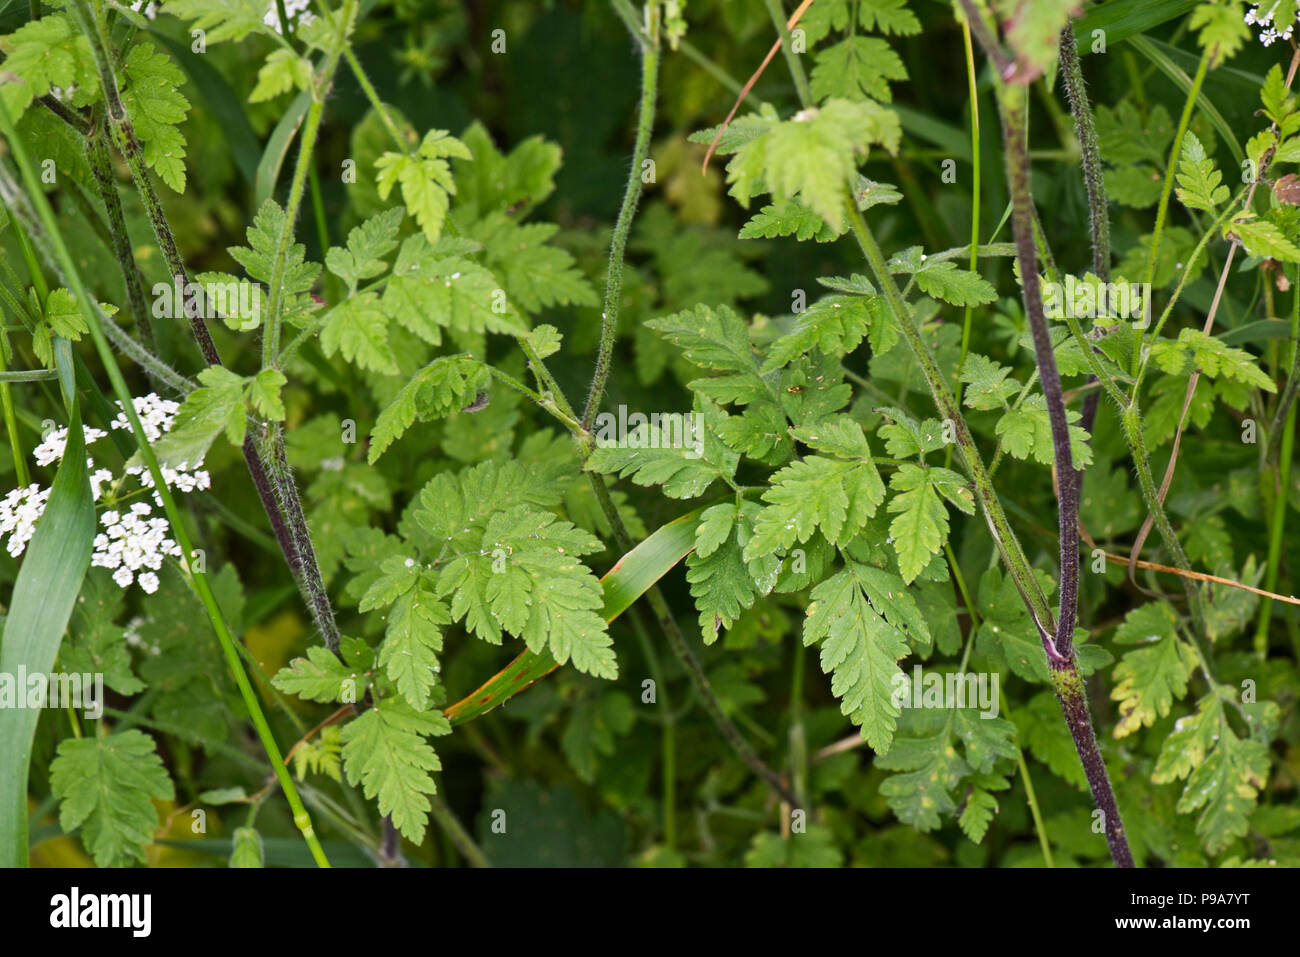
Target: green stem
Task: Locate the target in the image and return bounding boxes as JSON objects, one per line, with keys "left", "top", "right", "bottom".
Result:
{"left": 762, "top": 0, "right": 813, "bottom": 108}
{"left": 954, "top": 18, "right": 982, "bottom": 409}
{"left": 429, "top": 795, "right": 491, "bottom": 868}
{"left": 582, "top": 3, "right": 660, "bottom": 432}
{"left": 1135, "top": 48, "right": 1209, "bottom": 374}
{"left": 263, "top": 0, "right": 357, "bottom": 367}
{"left": 343, "top": 45, "right": 409, "bottom": 152}
{"left": 844, "top": 195, "right": 1054, "bottom": 632}
{"left": 1058, "top": 25, "right": 1110, "bottom": 282}
{"left": 0, "top": 337, "right": 30, "bottom": 487}
{"left": 788, "top": 640, "right": 808, "bottom": 810}
{"left": 1255, "top": 270, "right": 1300, "bottom": 653}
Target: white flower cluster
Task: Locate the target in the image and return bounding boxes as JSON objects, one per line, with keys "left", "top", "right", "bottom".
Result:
{"left": 1246, "top": 1, "right": 1300, "bottom": 46}
{"left": 110, "top": 394, "right": 211, "bottom": 503}
{"left": 91, "top": 505, "right": 181, "bottom": 594}
{"left": 264, "top": 0, "right": 315, "bottom": 34}
{"left": 0, "top": 484, "right": 51, "bottom": 557}
{"left": 0, "top": 394, "right": 209, "bottom": 593}
{"left": 32, "top": 425, "right": 116, "bottom": 501}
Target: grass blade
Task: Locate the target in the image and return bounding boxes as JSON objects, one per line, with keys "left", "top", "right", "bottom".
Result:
{"left": 444, "top": 501, "right": 709, "bottom": 725}
{"left": 0, "top": 388, "right": 95, "bottom": 867}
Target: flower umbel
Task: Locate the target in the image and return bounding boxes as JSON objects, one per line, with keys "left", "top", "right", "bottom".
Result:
{"left": 0, "top": 393, "right": 209, "bottom": 591}
{"left": 1245, "top": 1, "right": 1300, "bottom": 46}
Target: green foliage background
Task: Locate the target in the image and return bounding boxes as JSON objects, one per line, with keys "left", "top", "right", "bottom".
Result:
{"left": 0, "top": 0, "right": 1298, "bottom": 868}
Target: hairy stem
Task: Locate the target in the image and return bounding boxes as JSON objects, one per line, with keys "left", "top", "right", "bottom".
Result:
{"left": 263, "top": 0, "right": 358, "bottom": 367}
{"left": 86, "top": 113, "right": 156, "bottom": 355}
{"left": 1058, "top": 27, "right": 1110, "bottom": 282}
{"left": 998, "top": 86, "right": 1079, "bottom": 662}
{"left": 71, "top": 0, "right": 343, "bottom": 652}
{"left": 582, "top": 3, "right": 660, "bottom": 432}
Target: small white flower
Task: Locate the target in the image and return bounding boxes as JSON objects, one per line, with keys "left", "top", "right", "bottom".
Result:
{"left": 264, "top": 0, "right": 315, "bottom": 34}
{"left": 1245, "top": 2, "right": 1300, "bottom": 45}
{"left": 32, "top": 425, "right": 107, "bottom": 466}
{"left": 0, "top": 484, "right": 51, "bottom": 557}
{"left": 91, "top": 501, "right": 182, "bottom": 592}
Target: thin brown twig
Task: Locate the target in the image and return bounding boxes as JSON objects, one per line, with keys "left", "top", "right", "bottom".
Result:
{"left": 701, "top": 0, "right": 816, "bottom": 172}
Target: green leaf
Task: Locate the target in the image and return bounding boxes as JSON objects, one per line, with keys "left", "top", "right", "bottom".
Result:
{"left": 686, "top": 502, "right": 779, "bottom": 642}
{"left": 744, "top": 825, "right": 844, "bottom": 867}
{"left": 378, "top": 587, "right": 449, "bottom": 711}
{"left": 150, "top": 365, "right": 248, "bottom": 466}
{"left": 1175, "top": 130, "right": 1230, "bottom": 211}
{"left": 341, "top": 698, "right": 450, "bottom": 845}
{"left": 471, "top": 214, "right": 598, "bottom": 312}
{"left": 762, "top": 295, "right": 884, "bottom": 371}
{"left": 249, "top": 48, "right": 311, "bottom": 103}
{"left": 959, "top": 353, "right": 1020, "bottom": 410}
{"left": 912, "top": 260, "right": 997, "bottom": 307}
{"left": 324, "top": 206, "right": 405, "bottom": 293}
{"left": 1105, "top": 164, "right": 1163, "bottom": 208}
{"left": 453, "top": 121, "right": 561, "bottom": 221}
{"left": 803, "top": 561, "right": 912, "bottom": 753}
{"left": 380, "top": 236, "right": 526, "bottom": 344}
{"left": 249, "top": 368, "right": 287, "bottom": 421}
{"left": 746, "top": 453, "right": 885, "bottom": 559}
{"left": 727, "top": 98, "right": 900, "bottom": 231}
{"left": 739, "top": 200, "right": 839, "bottom": 242}
{"left": 1153, "top": 696, "right": 1269, "bottom": 854}
{"left": 560, "top": 692, "right": 635, "bottom": 782}
{"left": 1111, "top": 630, "right": 1195, "bottom": 738}
{"left": 995, "top": 395, "right": 1094, "bottom": 466}
{"left": 322, "top": 289, "right": 396, "bottom": 370}
{"left": 228, "top": 199, "right": 321, "bottom": 321}
{"left": 375, "top": 129, "right": 472, "bottom": 242}
{"left": 588, "top": 412, "right": 737, "bottom": 499}
{"left": 50, "top": 730, "right": 174, "bottom": 868}
{"left": 1188, "top": 0, "right": 1250, "bottom": 64}
{"left": 1229, "top": 216, "right": 1300, "bottom": 263}
{"left": 229, "top": 826, "right": 265, "bottom": 867}
{"left": 0, "top": 14, "right": 99, "bottom": 117}
{"left": 162, "top": 0, "right": 271, "bottom": 44}
{"left": 810, "top": 36, "right": 908, "bottom": 103}
{"left": 887, "top": 464, "right": 951, "bottom": 583}
{"left": 272, "top": 646, "right": 362, "bottom": 704}
{"left": 444, "top": 502, "right": 707, "bottom": 726}
{"left": 368, "top": 355, "right": 490, "bottom": 463}
{"left": 646, "top": 303, "right": 768, "bottom": 402}
{"left": 1261, "top": 64, "right": 1293, "bottom": 126}
{"left": 1155, "top": 328, "right": 1277, "bottom": 392}
{"left": 959, "top": 788, "right": 999, "bottom": 844}
{"left": 119, "top": 43, "right": 192, "bottom": 193}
